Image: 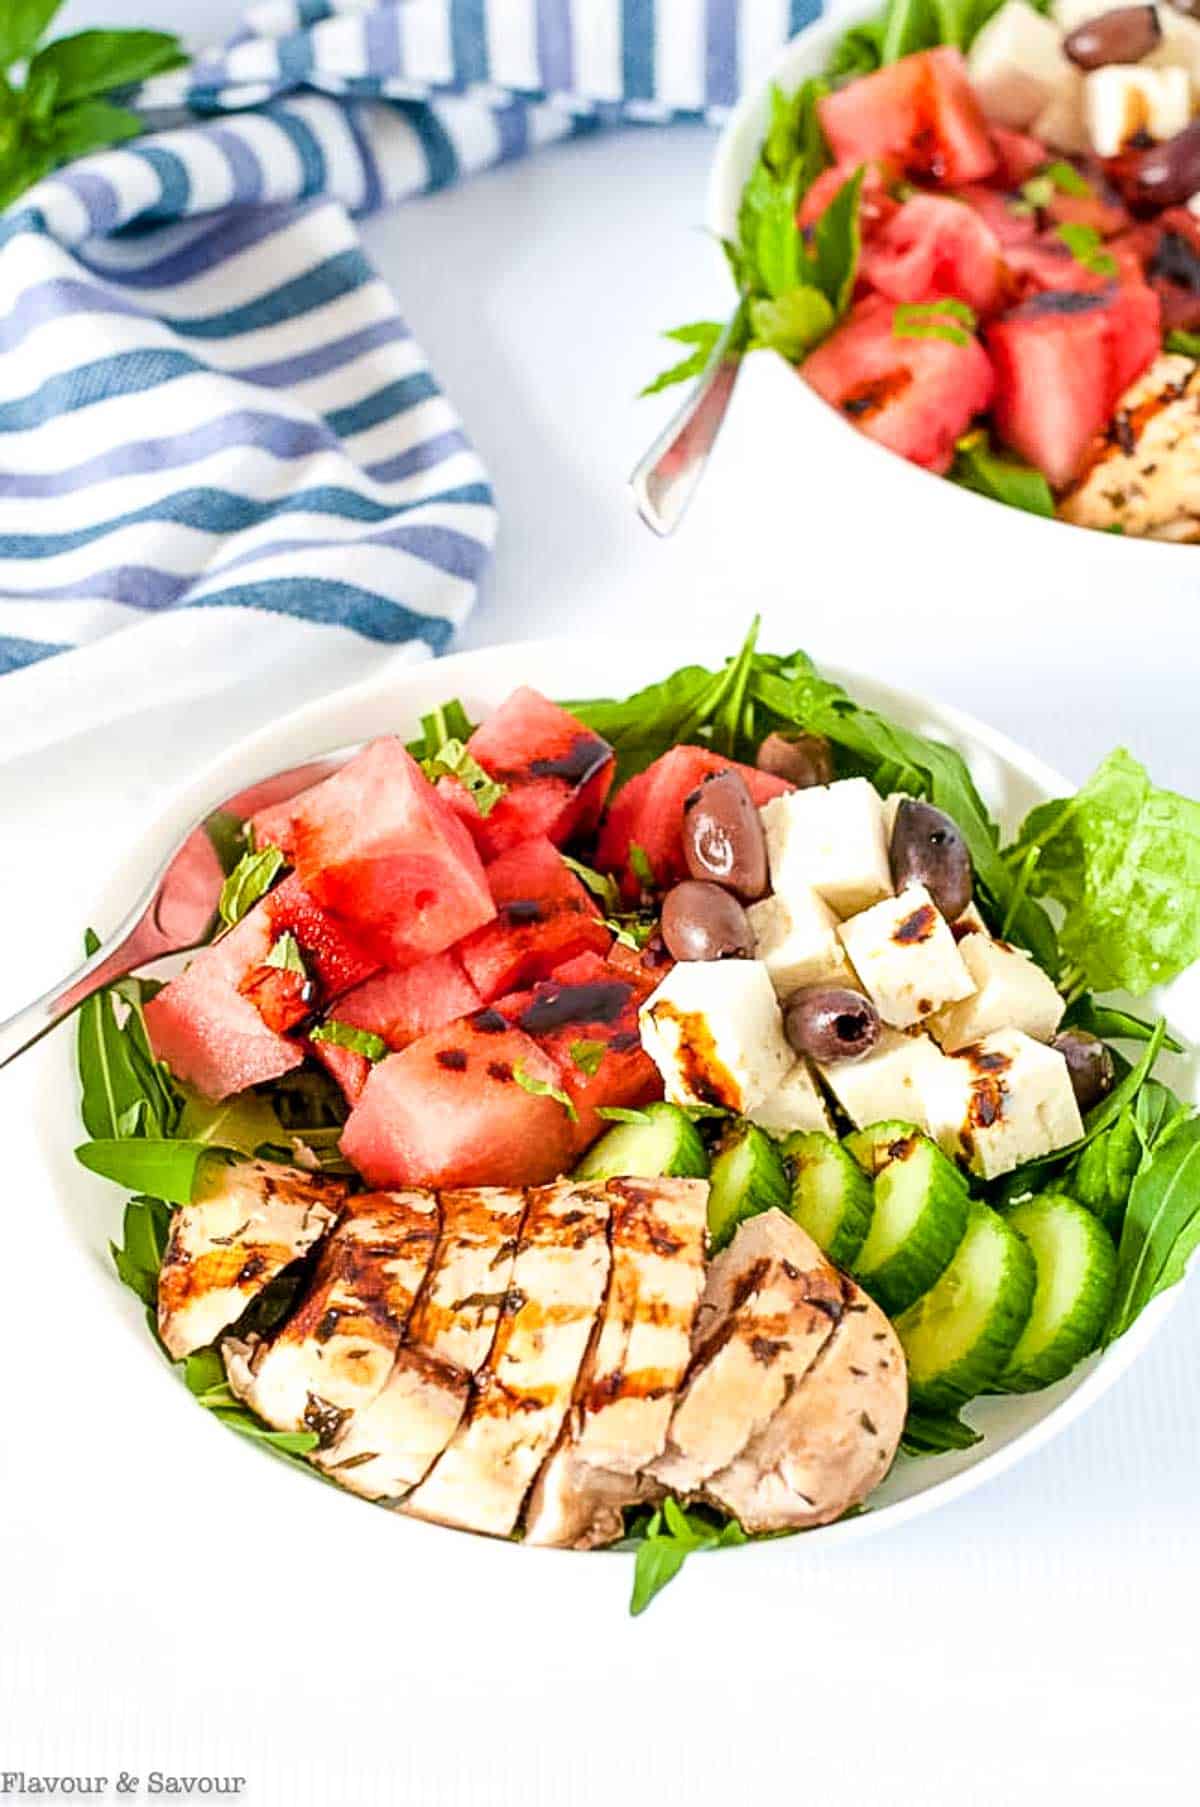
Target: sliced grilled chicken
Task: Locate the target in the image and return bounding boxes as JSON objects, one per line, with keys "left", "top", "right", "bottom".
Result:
{"left": 315, "top": 1186, "right": 527, "bottom": 1501}
{"left": 648, "top": 1209, "right": 844, "bottom": 1495}
{"left": 404, "top": 1181, "right": 611, "bottom": 1538}
{"left": 223, "top": 1190, "right": 438, "bottom": 1443}
{"left": 157, "top": 1160, "right": 344, "bottom": 1360}
{"left": 706, "top": 1238, "right": 906, "bottom": 1532}
{"left": 1059, "top": 353, "right": 1200, "bottom": 540}
{"left": 525, "top": 1177, "right": 709, "bottom": 1549}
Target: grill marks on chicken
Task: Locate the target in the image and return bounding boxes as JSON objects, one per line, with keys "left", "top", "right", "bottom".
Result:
{"left": 404, "top": 1181, "right": 612, "bottom": 1537}
{"left": 157, "top": 1160, "right": 345, "bottom": 1360}
{"left": 223, "top": 1190, "right": 439, "bottom": 1438}
{"left": 525, "top": 1177, "right": 709, "bottom": 1549}
{"left": 1058, "top": 352, "right": 1200, "bottom": 540}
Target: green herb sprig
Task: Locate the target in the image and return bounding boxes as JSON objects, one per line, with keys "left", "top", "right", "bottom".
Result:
{"left": 0, "top": 1, "right": 187, "bottom": 210}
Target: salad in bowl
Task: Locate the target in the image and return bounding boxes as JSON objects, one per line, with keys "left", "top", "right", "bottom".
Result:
{"left": 74, "top": 626, "right": 1200, "bottom": 1613}
{"left": 653, "top": 0, "right": 1200, "bottom": 538}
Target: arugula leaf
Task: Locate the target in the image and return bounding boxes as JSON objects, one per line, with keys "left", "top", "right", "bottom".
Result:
{"left": 1055, "top": 222, "right": 1116, "bottom": 276}
{"left": 1106, "top": 1113, "right": 1200, "bottom": 1341}
{"left": 418, "top": 737, "right": 505, "bottom": 818}
{"left": 177, "top": 1087, "right": 285, "bottom": 1157}
{"left": 110, "top": 1194, "right": 171, "bottom": 1308}
{"left": 218, "top": 846, "right": 284, "bottom": 928}
{"left": 512, "top": 1062, "right": 578, "bottom": 1121}
{"left": 949, "top": 429, "right": 1055, "bottom": 518}
{"left": 76, "top": 1137, "right": 223, "bottom": 1205}
{"left": 1060, "top": 994, "right": 1183, "bottom": 1053}
{"left": 749, "top": 286, "right": 834, "bottom": 360}
{"left": 264, "top": 932, "right": 306, "bottom": 975}
{"left": 309, "top": 1018, "right": 388, "bottom": 1062}
{"left": 569, "top": 1039, "right": 607, "bottom": 1077}
{"left": 77, "top": 933, "right": 179, "bottom": 1141}
{"left": 900, "top": 1408, "right": 982, "bottom": 1455}
{"left": 27, "top": 29, "right": 185, "bottom": 105}
{"left": 629, "top": 1499, "right": 748, "bottom": 1616}
{"left": 1005, "top": 749, "right": 1200, "bottom": 995}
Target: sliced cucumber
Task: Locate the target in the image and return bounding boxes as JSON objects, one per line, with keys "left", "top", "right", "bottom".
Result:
{"left": 999, "top": 1194, "right": 1117, "bottom": 1392}
{"left": 573, "top": 1103, "right": 709, "bottom": 1183}
{"left": 707, "top": 1122, "right": 791, "bottom": 1250}
{"left": 782, "top": 1131, "right": 875, "bottom": 1269}
{"left": 896, "top": 1202, "right": 1037, "bottom": 1411}
{"left": 852, "top": 1131, "right": 970, "bottom": 1317}
{"left": 844, "top": 1120, "right": 925, "bottom": 1177}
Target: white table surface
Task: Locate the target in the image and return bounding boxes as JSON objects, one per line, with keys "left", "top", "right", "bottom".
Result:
{"left": 1, "top": 3, "right": 1197, "bottom": 1803}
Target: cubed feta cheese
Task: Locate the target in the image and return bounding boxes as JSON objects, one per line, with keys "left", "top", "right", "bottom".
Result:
{"left": 815, "top": 1028, "right": 950, "bottom": 1136}
{"left": 881, "top": 792, "right": 911, "bottom": 846}
{"left": 929, "top": 933, "right": 1066, "bottom": 1051}
{"left": 639, "top": 959, "right": 791, "bottom": 1115}
{"left": 922, "top": 1028, "right": 1084, "bottom": 1179}
{"left": 1033, "top": 70, "right": 1087, "bottom": 152}
{"left": 1084, "top": 64, "right": 1190, "bottom": 157}
{"left": 749, "top": 1058, "right": 834, "bottom": 1139}
{"left": 747, "top": 886, "right": 853, "bottom": 997}
{"left": 1052, "top": 0, "right": 1118, "bottom": 31}
{"left": 836, "top": 884, "right": 976, "bottom": 1029}
{"left": 760, "top": 777, "right": 892, "bottom": 918}
{"left": 969, "top": 0, "right": 1076, "bottom": 129}
{"left": 1149, "top": 8, "right": 1200, "bottom": 96}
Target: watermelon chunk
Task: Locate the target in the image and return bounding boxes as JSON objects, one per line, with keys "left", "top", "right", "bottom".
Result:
{"left": 339, "top": 1014, "right": 575, "bottom": 1188}
{"left": 860, "top": 193, "right": 1006, "bottom": 316}
{"left": 238, "top": 963, "right": 314, "bottom": 1034}
{"left": 953, "top": 185, "right": 1038, "bottom": 251}
{"left": 145, "top": 910, "right": 304, "bottom": 1100}
{"left": 818, "top": 47, "right": 997, "bottom": 186}
{"left": 798, "top": 160, "right": 899, "bottom": 233}
{"left": 288, "top": 737, "right": 494, "bottom": 967}
{"left": 988, "top": 127, "right": 1048, "bottom": 187}
{"left": 309, "top": 1037, "right": 371, "bottom": 1108}
{"left": 262, "top": 873, "right": 379, "bottom": 1000}
{"left": 333, "top": 950, "right": 482, "bottom": 1051}
{"left": 802, "top": 292, "right": 996, "bottom": 475}
{"left": 986, "top": 282, "right": 1160, "bottom": 486}
{"left": 438, "top": 687, "right": 615, "bottom": 860}
{"left": 595, "top": 747, "right": 791, "bottom": 902}
{"left": 494, "top": 951, "right": 662, "bottom": 1153}
{"left": 457, "top": 835, "right": 612, "bottom": 1002}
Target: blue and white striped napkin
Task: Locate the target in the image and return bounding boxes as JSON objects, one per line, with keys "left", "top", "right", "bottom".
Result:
{"left": 0, "top": 0, "right": 820, "bottom": 753}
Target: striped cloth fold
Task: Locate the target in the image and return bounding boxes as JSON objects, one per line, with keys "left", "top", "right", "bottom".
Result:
{"left": 0, "top": 0, "right": 821, "bottom": 717}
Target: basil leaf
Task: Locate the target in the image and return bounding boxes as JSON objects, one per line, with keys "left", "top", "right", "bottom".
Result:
{"left": 512, "top": 1062, "right": 578, "bottom": 1121}
{"left": 749, "top": 285, "right": 834, "bottom": 360}
{"left": 218, "top": 846, "right": 284, "bottom": 928}
{"left": 310, "top": 1018, "right": 388, "bottom": 1062}
{"left": 75, "top": 1137, "right": 224, "bottom": 1204}
{"left": 1006, "top": 749, "right": 1200, "bottom": 995}
{"left": 901, "top": 1408, "right": 982, "bottom": 1455}
{"left": 47, "top": 96, "right": 140, "bottom": 158}
{"left": 950, "top": 429, "right": 1055, "bottom": 518}
{"left": 0, "top": 0, "right": 62, "bottom": 66}
{"left": 28, "top": 29, "right": 185, "bottom": 105}
{"left": 1106, "top": 1114, "right": 1200, "bottom": 1341}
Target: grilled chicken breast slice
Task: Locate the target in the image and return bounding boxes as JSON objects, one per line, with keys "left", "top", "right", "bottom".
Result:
{"left": 405, "top": 1182, "right": 611, "bottom": 1538}
{"left": 157, "top": 1160, "right": 344, "bottom": 1360}
{"left": 223, "top": 1190, "right": 438, "bottom": 1443}
{"left": 1059, "top": 353, "right": 1200, "bottom": 540}
{"left": 706, "top": 1246, "right": 906, "bottom": 1532}
{"left": 524, "top": 1177, "right": 709, "bottom": 1549}
{"left": 314, "top": 1187, "right": 527, "bottom": 1502}
{"left": 648, "top": 1209, "right": 844, "bottom": 1495}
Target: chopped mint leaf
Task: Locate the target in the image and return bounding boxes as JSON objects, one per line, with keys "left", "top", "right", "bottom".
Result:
{"left": 893, "top": 299, "right": 976, "bottom": 347}
{"left": 570, "top": 1039, "right": 607, "bottom": 1077}
{"left": 596, "top": 1106, "right": 651, "bottom": 1125}
{"left": 264, "top": 932, "right": 307, "bottom": 976}
{"left": 628, "top": 842, "right": 655, "bottom": 892}
{"left": 513, "top": 1063, "right": 578, "bottom": 1121}
{"left": 218, "top": 846, "right": 284, "bottom": 928}
{"left": 1055, "top": 222, "right": 1115, "bottom": 276}
{"left": 310, "top": 1019, "right": 388, "bottom": 1062}
{"left": 420, "top": 736, "right": 505, "bottom": 818}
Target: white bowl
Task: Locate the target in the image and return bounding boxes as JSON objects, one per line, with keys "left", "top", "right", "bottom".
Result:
{"left": 44, "top": 636, "right": 1195, "bottom": 1563}
{"left": 705, "top": 9, "right": 1196, "bottom": 561}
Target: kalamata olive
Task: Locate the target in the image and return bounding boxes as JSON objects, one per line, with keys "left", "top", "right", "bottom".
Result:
{"left": 661, "top": 880, "right": 755, "bottom": 962}
{"left": 1052, "top": 1030, "right": 1116, "bottom": 1113}
{"left": 1124, "top": 118, "right": 1200, "bottom": 210}
{"left": 1064, "top": 4, "right": 1160, "bottom": 68}
{"left": 756, "top": 731, "right": 834, "bottom": 789}
{"left": 889, "top": 798, "right": 974, "bottom": 922}
{"left": 682, "top": 769, "right": 769, "bottom": 901}
{"left": 783, "top": 986, "right": 881, "bottom": 1063}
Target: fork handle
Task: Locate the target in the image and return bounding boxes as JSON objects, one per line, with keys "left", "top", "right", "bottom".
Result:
{"left": 628, "top": 313, "right": 742, "bottom": 537}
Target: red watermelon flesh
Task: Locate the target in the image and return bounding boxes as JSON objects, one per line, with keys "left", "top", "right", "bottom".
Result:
{"left": 145, "top": 909, "right": 304, "bottom": 1100}
{"left": 987, "top": 127, "right": 1048, "bottom": 187}
{"left": 952, "top": 186, "right": 1038, "bottom": 251}
{"left": 247, "top": 795, "right": 301, "bottom": 858}
{"left": 818, "top": 47, "right": 997, "bottom": 186}
{"left": 596, "top": 748, "right": 792, "bottom": 902}
{"left": 333, "top": 950, "right": 482, "bottom": 1051}
{"left": 457, "top": 835, "right": 612, "bottom": 1002}
{"left": 238, "top": 963, "right": 314, "bottom": 1035}
{"left": 339, "top": 1014, "right": 575, "bottom": 1189}
{"left": 308, "top": 1037, "right": 371, "bottom": 1108}
{"left": 438, "top": 687, "right": 615, "bottom": 860}
{"left": 859, "top": 193, "right": 1006, "bottom": 316}
{"left": 262, "top": 873, "right": 379, "bottom": 1000}
{"left": 494, "top": 951, "right": 662, "bottom": 1153}
{"left": 288, "top": 737, "right": 494, "bottom": 967}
